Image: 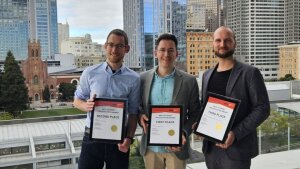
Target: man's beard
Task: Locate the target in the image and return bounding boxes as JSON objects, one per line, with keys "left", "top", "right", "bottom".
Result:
{"left": 215, "top": 49, "right": 235, "bottom": 58}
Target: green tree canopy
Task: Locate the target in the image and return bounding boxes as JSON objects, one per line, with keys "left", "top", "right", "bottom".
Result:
{"left": 43, "top": 85, "right": 50, "bottom": 102}
{"left": 0, "top": 51, "right": 29, "bottom": 116}
{"left": 58, "top": 82, "right": 76, "bottom": 101}
{"left": 279, "top": 74, "right": 296, "bottom": 81}
{"left": 260, "top": 110, "right": 289, "bottom": 136}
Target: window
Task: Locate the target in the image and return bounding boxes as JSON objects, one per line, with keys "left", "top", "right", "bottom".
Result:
{"left": 33, "top": 75, "right": 38, "bottom": 84}
{"left": 0, "top": 146, "right": 29, "bottom": 156}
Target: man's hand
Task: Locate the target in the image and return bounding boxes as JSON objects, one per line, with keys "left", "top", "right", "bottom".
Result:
{"left": 166, "top": 134, "right": 187, "bottom": 152}
{"left": 216, "top": 131, "right": 235, "bottom": 149}
{"left": 140, "top": 114, "right": 149, "bottom": 134}
{"left": 73, "top": 94, "right": 96, "bottom": 113}
{"left": 83, "top": 97, "right": 95, "bottom": 112}
{"left": 118, "top": 138, "right": 131, "bottom": 153}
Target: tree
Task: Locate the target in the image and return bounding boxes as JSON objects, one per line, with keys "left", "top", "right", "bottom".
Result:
{"left": 279, "top": 74, "right": 295, "bottom": 81}
{"left": 0, "top": 51, "right": 29, "bottom": 116}
{"left": 43, "top": 85, "right": 50, "bottom": 102}
{"left": 58, "top": 82, "right": 76, "bottom": 101}
{"left": 260, "top": 110, "right": 289, "bottom": 136}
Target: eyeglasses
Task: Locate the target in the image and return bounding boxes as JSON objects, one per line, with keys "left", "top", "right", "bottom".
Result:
{"left": 106, "top": 42, "right": 126, "bottom": 49}
{"left": 157, "top": 49, "right": 175, "bottom": 54}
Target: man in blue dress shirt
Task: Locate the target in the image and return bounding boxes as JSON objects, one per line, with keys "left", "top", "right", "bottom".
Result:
{"left": 73, "top": 29, "right": 140, "bottom": 169}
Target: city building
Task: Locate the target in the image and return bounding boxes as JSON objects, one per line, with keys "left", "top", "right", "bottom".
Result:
{"left": 0, "top": 0, "right": 28, "bottom": 60}
{"left": 124, "top": 0, "right": 187, "bottom": 70}
{"left": 21, "top": 40, "right": 57, "bottom": 102}
{"left": 47, "top": 54, "right": 77, "bottom": 74}
{"left": 186, "top": 0, "right": 206, "bottom": 31}
{"left": 28, "top": 0, "right": 58, "bottom": 59}
{"left": 201, "top": 0, "right": 220, "bottom": 32}
{"left": 58, "top": 22, "right": 70, "bottom": 53}
{"left": 75, "top": 55, "right": 106, "bottom": 68}
{"left": 186, "top": 31, "right": 217, "bottom": 76}
{"left": 0, "top": 0, "right": 59, "bottom": 60}
{"left": 278, "top": 43, "right": 300, "bottom": 80}
{"left": 226, "top": 0, "right": 285, "bottom": 80}
{"left": 284, "top": 0, "right": 300, "bottom": 44}
{"left": 20, "top": 40, "right": 80, "bottom": 103}
{"left": 61, "top": 34, "right": 105, "bottom": 58}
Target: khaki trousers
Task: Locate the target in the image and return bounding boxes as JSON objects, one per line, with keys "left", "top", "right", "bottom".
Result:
{"left": 143, "top": 150, "right": 186, "bottom": 169}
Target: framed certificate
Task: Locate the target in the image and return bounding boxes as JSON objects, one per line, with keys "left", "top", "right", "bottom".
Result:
{"left": 194, "top": 92, "right": 240, "bottom": 143}
{"left": 147, "top": 105, "right": 183, "bottom": 146}
{"left": 90, "top": 98, "right": 127, "bottom": 143}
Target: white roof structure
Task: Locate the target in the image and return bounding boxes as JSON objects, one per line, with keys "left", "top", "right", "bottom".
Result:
{"left": 275, "top": 101, "right": 300, "bottom": 114}
{"left": 187, "top": 149, "right": 300, "bottom": 169}
{"left": 0, "top": 119, "right": 85, "bottom": 168}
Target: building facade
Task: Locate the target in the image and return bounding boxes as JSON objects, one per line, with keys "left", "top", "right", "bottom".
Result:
{"left": 226, "top": 0, "right": 285, "bottom": 80}
{"left": 21, "top": 40, "right": 57, "bottom": 102}
{"left": 278, "top": 43, "right": 300, "bottom": 80}
{"left": 0, "top": 0, "right": 58, "bottom": 60}
{"left": 0, "top": 0, "right": 28, "bottom": 60}
{"left": 186, "top": 0, "right": 206, "bottom": 31}
{"left": 28, "top": 0, "right": 58, "bottom": 59}
{"left": 284, "top": 0, "right": 300, "bottom": 44}
{"left": 61, "top": 34, "right": 105, "bottom": 59}
{"left": 124, "top": 0, "right": 187, "bottom": 70}
{"left": 58, "top": 22, "right": 70, "bottom": 53}
{"left": 186, "top": 31, "right": 217, "bottom": 76}
{"left": 75, "top": 55, "right": 106, "bottom": 68}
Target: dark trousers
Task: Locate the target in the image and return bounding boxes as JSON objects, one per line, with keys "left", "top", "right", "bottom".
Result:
{"left": 78, "top": 132, "right": 130, "bottom": 169}
{"left": 205, "top": 145, "right": 251, "bottom": 169}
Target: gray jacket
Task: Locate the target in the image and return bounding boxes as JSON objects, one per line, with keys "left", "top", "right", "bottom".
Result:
{"left": 139, "top": 68, "right": 201, "bottom": 160}
{"left": 201, "top": 60, "right": 270, "bottom": 160}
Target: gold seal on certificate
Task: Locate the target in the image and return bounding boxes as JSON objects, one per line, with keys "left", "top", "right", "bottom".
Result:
{"left": 90, "top": 98, "right": 127, "bottom": 143}
{"left": 111, "top": 125, "right": 118, "bottom": 132}
{"left": 147, "top": 105, "right": 183, "bottom": 146}
{"left": 168, "top": 129, "right": 175, "bottom": 136}
{"left": 194, "top": 92, "right": 240, "bottom": 143}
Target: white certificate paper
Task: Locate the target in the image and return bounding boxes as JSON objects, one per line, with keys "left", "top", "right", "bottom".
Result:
{"left": 91, "top": 100, "right": 125, "bottom": 141}
{"left": 196, "top": 96, "right": 237, "bottom": 141}
{"left": 148, "top": 106, "right": 182, "bottom": 145}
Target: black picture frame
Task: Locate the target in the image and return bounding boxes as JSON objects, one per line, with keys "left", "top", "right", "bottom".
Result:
{"left": 90, "top": 98, "right": 127, "bottom": 144}
{"left": 194, "top": 92, "right": 240, "bottom": 144}
{"left": 147, "top": 105, "right": 183, "bottom": 146}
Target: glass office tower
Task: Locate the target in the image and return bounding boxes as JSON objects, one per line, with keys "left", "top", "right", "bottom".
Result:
{"left": 29, "top": 0, "right": 58, "bottom": 59}
{"left": 0, "top": 0, "right": 29, "bottom": 60}
{"left": 124, "top": 0, "right": 187, "bottom": 70}
{"left": 0, "top": 0, "right": 58, "bottom": 60}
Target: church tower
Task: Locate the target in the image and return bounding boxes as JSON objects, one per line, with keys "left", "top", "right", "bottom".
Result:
{"left": 21, "top": 39, "right": 49, "bottom": 102}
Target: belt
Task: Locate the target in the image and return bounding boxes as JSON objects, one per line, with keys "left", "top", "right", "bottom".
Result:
{"left": 84, "top": 127, "right": 90, "bottom": 134}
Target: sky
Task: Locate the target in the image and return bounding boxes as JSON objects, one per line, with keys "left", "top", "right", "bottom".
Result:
{"left": 57, "top": 0, "right": 123, "bottom": 44}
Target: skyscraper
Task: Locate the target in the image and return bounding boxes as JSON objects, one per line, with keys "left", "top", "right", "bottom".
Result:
{"left": 124, "top": 0, "right": 187, "bottom": 70}
{"left": 186, "top": 0, "right": 206, "bottom": 31}
{"left": 284, "top": 0, "right": 300, "bottom": 44}
{"left": 58, "top": 22, "right": 70, "bottom": 53}
{"left": 0, "top": 0, "right": 28, "bottom": 60}
{"left": 226, "top": 0, "right": 285, "bottom": 80}
{"left": 0, "top": 0, "right": 58, "bottom": 60}
{"left": 28, "top": 0, "right": 58, "bottom": 59}
{"left": 202, "top": 0, "right": 220, "bottom": 32}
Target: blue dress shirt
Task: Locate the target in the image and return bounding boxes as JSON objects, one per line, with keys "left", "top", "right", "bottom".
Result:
{"left": 148, "top": 68, "right": 175, "bottom": 153}
{"left": 74, "top": 62, "right": 140, "bottom": 128}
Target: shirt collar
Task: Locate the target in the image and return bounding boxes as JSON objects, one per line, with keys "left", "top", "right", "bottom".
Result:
{"left": 104, "top": 62, "right": 125, "bottom": 74}
{"left": 154, "top": 66, "right": 175, "bottom": 79}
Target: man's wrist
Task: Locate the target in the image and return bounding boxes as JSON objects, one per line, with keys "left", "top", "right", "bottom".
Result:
{"left": 126, "top": 136, "right": 135, "bottom": 144}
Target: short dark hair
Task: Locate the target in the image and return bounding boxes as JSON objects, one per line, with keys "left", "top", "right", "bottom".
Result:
{"left": 155, "top": 33, "right": 178, "bottom": 49}
{"left": 106, "top": 29, "right": 129, "bottom": 45}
